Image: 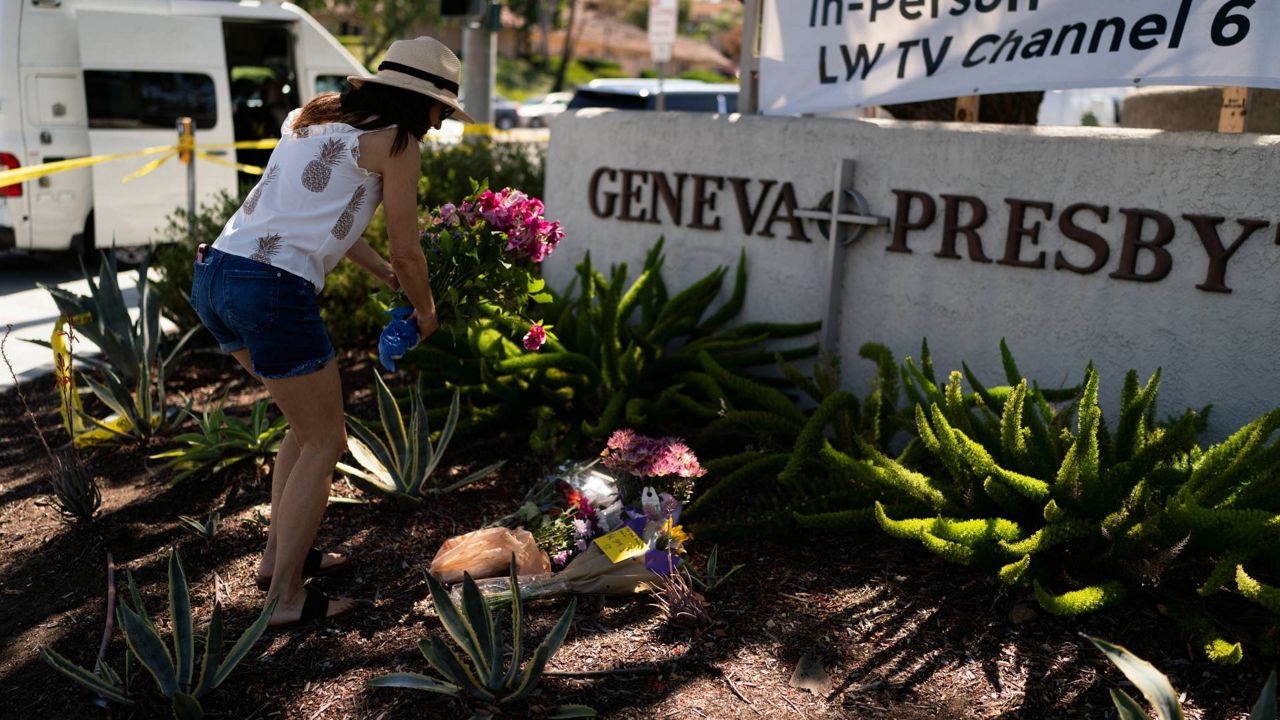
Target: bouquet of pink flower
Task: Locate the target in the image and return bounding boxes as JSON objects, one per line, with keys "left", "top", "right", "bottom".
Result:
{"left": 600, "top": 429, "right": 706, "bottom": 505}
{"left": 374, "top": 180, "right": 563, "bottom": 344}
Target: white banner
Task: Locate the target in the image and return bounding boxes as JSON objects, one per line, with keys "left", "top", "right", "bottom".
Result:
{"left": 759, "top": 0, "right": 1280, "bottom": 115}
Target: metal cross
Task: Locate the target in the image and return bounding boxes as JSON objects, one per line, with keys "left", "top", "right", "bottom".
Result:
{"left": 793, "top": 160, "right": 889, "bottom": 352}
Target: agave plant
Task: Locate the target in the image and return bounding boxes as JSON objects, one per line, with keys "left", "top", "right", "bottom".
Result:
{"left": 151, "top": 399, "right": 287, "bottom": 484}
{"left": 33, "top": 249, "right": 199, "bottom": 443}
{"left": 368, "top": 558, "right": 594, "bottom": 719}
{"left": 339, "top": 371, "right": 503, "bottom": 506}
{"left": 685, "top": 544, "right": 743, "bottom": 595}
{"left": 49, "top": 446, "right": 102, "bottom": 522}
{"left": 177, "top": 510, "right": 220, "bottom": 543}
{"left": 2, "top": 326, "right": 100, "bottom": 522}
{"left": 40, "top": 548, "right": 276, "bottom": 720}
{"left": 1088, "top": 635, "right": 1276, "bottom": 720}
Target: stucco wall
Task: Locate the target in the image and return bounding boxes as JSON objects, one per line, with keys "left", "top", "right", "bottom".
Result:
{"left": 543, "top": 111, "right": 1280, "bottom": 439}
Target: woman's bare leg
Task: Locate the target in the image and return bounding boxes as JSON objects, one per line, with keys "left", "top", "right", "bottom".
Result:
{"left": 231, "top": 350, "right": 344, "bottom": 583}
{"left": 231, "top": 350, "right": 354, "bottom": 623}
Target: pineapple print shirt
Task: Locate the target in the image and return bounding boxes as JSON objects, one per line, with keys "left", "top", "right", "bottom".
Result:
{"left": 212, "top": 109, "right": 385, "bottom": 292}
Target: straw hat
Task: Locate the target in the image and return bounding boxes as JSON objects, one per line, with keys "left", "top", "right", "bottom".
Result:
{"left": 347, "top": 37, "right": 474, "bottom": 123}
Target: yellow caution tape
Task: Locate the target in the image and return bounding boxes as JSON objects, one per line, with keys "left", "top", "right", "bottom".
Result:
{"left": 51, "top": 313, "right": 92, "bottom": 440}
{"left": 0, "top": 138, "right": 279, "bottom": 189}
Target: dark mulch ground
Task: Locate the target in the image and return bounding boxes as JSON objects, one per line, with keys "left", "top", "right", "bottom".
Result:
{"left": 0, "top": 349, "right": 1267, "bottom": 719}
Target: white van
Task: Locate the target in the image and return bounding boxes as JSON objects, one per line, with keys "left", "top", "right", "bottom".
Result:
{"left": 0, "top": 0, "right": 374, "bottom": 260}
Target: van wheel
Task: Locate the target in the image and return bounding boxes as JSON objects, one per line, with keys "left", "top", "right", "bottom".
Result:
{"left": 114, "top": 246, "right": 150, "bottom": 267}
{"left": 496, "top": 116, "right": 515, "bottom": 130}
{"left": 68, "top": 213, "right": 99, "bottom": 273}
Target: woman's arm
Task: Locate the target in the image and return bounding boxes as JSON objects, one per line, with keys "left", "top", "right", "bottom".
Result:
{"left": 379, "top": 136, "right": 439, "bottom": 339}
{"left": 344, "top": 237, "right": 397, "bottom": 289}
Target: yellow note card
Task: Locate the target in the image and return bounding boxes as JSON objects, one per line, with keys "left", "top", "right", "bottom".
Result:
{"left": 593, "top": 526, "right": 647, "bottom": 564}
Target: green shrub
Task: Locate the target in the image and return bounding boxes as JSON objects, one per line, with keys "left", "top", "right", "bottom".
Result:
{"left": 149, "top": 398, "right": 287, "bottom": 484}
{"left": 403, "top": 238, "right": 821, "bottom": 462}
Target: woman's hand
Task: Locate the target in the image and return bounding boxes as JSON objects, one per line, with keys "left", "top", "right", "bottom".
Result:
{"left": 412, "top": 307, "right": 440, "bottom": 342}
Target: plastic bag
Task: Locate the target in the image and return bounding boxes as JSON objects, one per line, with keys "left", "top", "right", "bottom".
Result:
{"left": 428, "top": 527, "right": 551, "bottom": 584}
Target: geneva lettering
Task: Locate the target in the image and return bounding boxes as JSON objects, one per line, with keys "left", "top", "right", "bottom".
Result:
{"left": 587, "top": 166, "right": 1276, "bottom": 294}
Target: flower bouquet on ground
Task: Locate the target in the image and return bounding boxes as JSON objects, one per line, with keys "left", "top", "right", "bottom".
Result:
{"left": 599, "top": 429, "right": 706, "bottom": 506}
{"left": 374, "top": 180, "right": 563, "bottom": 366}
{"left": 462, "top": 483, "right": 696, "bottom": 607}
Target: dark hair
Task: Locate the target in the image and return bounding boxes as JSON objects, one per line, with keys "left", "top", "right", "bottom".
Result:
{"left": 293, "top": 82, "right": 438, "bottom": 155}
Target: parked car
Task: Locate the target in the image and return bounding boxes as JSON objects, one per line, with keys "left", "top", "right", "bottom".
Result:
{"left": 494, "top": 94, "right": 520, "bottom": 130}
{"left": 566, "top": 79, "right": 738, "bottom": 114}
{"left": 516, "top": 91, "right": 573, "bottom": 128}
{"left": 0, "top": 0, "right": 370, "bottom": 259}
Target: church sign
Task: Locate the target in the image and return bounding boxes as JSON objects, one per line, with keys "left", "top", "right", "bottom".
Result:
{"left": 543, "top": 111, "right": 1280, "bottom": 439}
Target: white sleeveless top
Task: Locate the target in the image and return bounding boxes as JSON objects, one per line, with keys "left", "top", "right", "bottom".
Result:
{"left": 213, "top": 108, "right": 386, "bottom": 291}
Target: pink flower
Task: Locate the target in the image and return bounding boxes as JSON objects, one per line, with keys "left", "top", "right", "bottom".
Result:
{"left": 522, "top": 323, "right": 546, "bottom": 351}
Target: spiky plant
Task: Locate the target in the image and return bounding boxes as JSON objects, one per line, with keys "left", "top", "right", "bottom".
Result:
{"left": 368, "top": 559, "right": 595, "bottom": 719}
{"left": 401, "top": 238, "right": 821, "bottom": 462}
{"left": 241, "top": 165, "right": 278, "bottom": 215}
{"left": 301, "top": 138, "right": 345, "bottom": 192}
{"left": 685, "top": 545, "right": 743, "bottom": 595}
{"left": 653, "top": 564, "right": 710, "bottom": 630}
{"left": 50, "top": 447, "right": 101, "bottom": 522}
{"left": 40, "top": 548, "right": 276, "bottom": 719}
{"left": 177, "top": 511, "right": 220, "bottom": 543}
{"left": 331, "top": 184, "right": 367, "bottom": 240}
{"left": 1088, "top": 635, "right": 1277, "bottom": 720}
{"left": 3, "top": 326, "right": 99, "bottom": 522}
{"left": 150, "top": 398, "right": 287, "bottom": 484}
{"left": 338, "top": 372, "right": 503, "bottom": 507}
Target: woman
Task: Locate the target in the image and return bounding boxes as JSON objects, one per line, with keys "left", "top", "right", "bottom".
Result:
{"left": 190, "top": 37, "right": 472, "bottom": 627}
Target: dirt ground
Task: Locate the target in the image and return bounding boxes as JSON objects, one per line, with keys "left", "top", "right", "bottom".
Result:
{"left": 0, "top": 350, "right": 1268, "bottom": 719}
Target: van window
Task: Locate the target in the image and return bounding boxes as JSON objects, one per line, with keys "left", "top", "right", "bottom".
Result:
{"left": 85, "top": 71, "right": 217, "bottom": 130}
{"left": 316, "top": 75, "right": 348, "bottom": 95}
{"left": 663, "top": 93, "right": 721, "bottom": 113}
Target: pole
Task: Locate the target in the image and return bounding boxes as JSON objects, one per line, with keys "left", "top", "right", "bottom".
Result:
{"left": 657, "top": 62, "right": 666, "bottom": 112}
{"left": 462, "top": 8, "right": 496, "bottom": 130}
{"left": 178, "top": 117, "right": 195, "bottom": 243}
{"left": 739, "top": 0, "right": 761, "bottom": 114}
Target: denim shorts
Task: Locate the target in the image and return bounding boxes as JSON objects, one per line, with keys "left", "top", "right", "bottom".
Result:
{"left": 189, "top": 247, "right": 335, "bottom": 379}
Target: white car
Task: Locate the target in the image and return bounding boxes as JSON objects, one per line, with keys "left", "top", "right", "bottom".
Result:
{"left": 516, "top": 92, "right": 573, "bottom": 128}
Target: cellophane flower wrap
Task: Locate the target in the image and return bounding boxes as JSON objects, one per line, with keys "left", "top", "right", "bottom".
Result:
{"left": 374, "top": 180, "right": 563, "bottom": 339}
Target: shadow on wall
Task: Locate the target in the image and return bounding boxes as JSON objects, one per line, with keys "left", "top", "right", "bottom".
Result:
{"left": 1122, "top": 86, "right": 1280, "bottom": 133}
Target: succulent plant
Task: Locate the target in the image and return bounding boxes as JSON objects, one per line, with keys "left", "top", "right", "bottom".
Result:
{"left": 40, "top": 548, "right": 276, "bottom": 720}
{"left": 368, "top": 558, "right": 595, "bottom": 719}
{"left": 339, "top": 372, "right": 503, "bottom": 506}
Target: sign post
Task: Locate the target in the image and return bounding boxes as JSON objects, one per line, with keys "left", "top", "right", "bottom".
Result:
{"left": 649, "top": 0, "right": 677, "bottom": 112}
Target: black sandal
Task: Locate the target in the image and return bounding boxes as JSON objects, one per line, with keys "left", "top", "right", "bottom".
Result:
{"left": 268, "top": 587, "right": 354, "bottom": 629}
{"left": 254, "top": 548, "right": 350, "bottom": 591}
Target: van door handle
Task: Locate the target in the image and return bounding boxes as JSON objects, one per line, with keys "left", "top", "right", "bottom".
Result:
{"left": 204, "top": 150, "right": 228, "bottom": 156}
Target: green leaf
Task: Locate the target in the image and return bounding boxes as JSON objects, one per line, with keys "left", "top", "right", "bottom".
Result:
{"left": 548, "top": 705, "right": 598, "bottom": 718}
{"left": 460, "top": 574, "right": 496, "bottom": 678}
{"left": 425, "top": 572, "right": 487, "bottom": 673}
{"left": 172, "top": 691, "right": 204, "bottom": 720}
{"left": 117, "top": 601, "right": 179, "bottom": 697}
{"left": 168, "top": 549, "right": 195, "bottom": 690}
{"left": 508, "top": 598, "right": 577, "bottom": 703}
{"left": 193, "top": 601, "right": 225, "bottom": 698}
{"left": 1088, "top": 636, "right": 1185, "bottom": 720}
{"left": 1254, "top": 671, "right": 1278, "bottom": 720}
{"left": 1111, "top": 689, "right": 1154, "bottom": 720}
{"left": 501, "top": 556, "right": 525, "bottom": 691}
{"left": 366, "top": 672, "right": 463, "bottom": 696}
{"left": 38, "top": 646, "right": 133, "bottom": 705}
{"left": 208, "top": 596, "right": 276, "bottom": 690}
{"left": 373, "top": 371, "right": 409, "bottom": 471}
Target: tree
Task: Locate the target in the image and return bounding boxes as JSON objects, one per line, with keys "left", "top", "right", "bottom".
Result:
{"left": 552, "top": 0, "right": 582, "bottom": 91}
{"left": 292, "top": 0, "right": 441, "bottom": 69}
